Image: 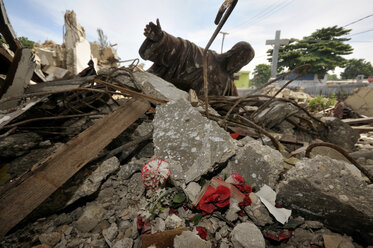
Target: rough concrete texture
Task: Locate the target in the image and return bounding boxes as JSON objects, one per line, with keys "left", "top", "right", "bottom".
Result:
{"left": 320, "top": 117, "right": 359, "bottom": 152}
{"left": 221, "top": 137, "right": 284, "bottom": 189}
{"left": 244, "top": 193, "right": 273, "bottom": 227}
{"left": 67, "top": 157, "right": 120, "bottom": 205}
{"left": 230, "top": 222, "right": 265, "bottom": 248}
{"left": 75, "top": 203, "right": 105, "bottom": 233}
{"left": 0, "top": 132, "right": 42, "bottom": 157}
{"left": 173, "top": 231, "right": 212, "bottom": 248}
{"left": 153, "top": 99, "right": 235, "bottom": 183}
{"left": 133, "top": 71, "right": 189, "bottom": 102}
{"left": 345, "top": 87, "right": 373, "bottom": 117}
{"left": 277, "top": 155, "right": 373, "bottom": 244}
{"left": 112, "top": 238, "right": 133, "bottom": 248}
{"left": 254, "top": 101, "right": 299, "bottom": 129}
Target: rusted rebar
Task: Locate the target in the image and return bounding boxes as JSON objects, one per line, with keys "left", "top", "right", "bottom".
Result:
{"left": 305, "top": 142, "right": 373, "bottom": 183}
{"left": 203, "top": 0, "right": 238, "bottom": 117}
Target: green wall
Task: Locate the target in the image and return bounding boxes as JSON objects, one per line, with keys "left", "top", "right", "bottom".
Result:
{"left": 234, "top": 71, "right": 250, "bottom": 88}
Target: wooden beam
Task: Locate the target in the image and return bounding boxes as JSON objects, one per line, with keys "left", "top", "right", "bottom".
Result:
{"left": 0, "top": 0, "right": 22, "bottom": 53}
{"left": 342, "top": 117, "right": 373, "bottom": 125}
{"left": 0, "top": 98, "right": 150, "bottom": 238}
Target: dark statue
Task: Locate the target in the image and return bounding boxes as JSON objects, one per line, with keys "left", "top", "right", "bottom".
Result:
{"left": 139, "top": 19, "right": 255, "bottom": 96}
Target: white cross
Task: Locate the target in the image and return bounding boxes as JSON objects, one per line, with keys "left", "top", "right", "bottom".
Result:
{"left": 266, "top": 30, "right": 289, "bottom": 78}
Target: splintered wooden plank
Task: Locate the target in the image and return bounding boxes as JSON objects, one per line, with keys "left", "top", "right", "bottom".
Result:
{"left": 0, "top": 98, "right": 150, "bottom": 238}
{"left": 0, "top": 0, "right": 22, "bottom": 53}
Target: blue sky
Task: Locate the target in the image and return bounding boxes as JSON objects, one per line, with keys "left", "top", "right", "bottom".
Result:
{"left": 4, "top": 0, "right": 373, "bottom": 76}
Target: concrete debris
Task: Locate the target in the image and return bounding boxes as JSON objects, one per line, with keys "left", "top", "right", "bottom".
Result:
{"left": 320, "top": 117, "right": 359, "bottom": 152}
{"left": 221, "top": 137, "right": 284, "bottom": 189}
{"left": 262, "top": 86, "right": 313, "bottom": 103}
{"left": 244, "top": 192, "right": 273, "bottom": 227}
{"left": 0, "top": 49, "right": 36, "bottom": 110}
{"left": 256, "top": 184, "right": 291, "bottom": 224}
{"left": 174, "top": 231, "right": 212, "bottom": 248}
{"left": 277, "top": 155, "right": 373, "bottom": 244}
{"left": 0, "top": 132, "right": 41, "bottom": 157}
{"left": 153, "top": 99, "right": 235, "bottom": 184}
{"left": 67, "top": 156, "right": 120, "bottom": 205}
{"left": 230, "top": 222, "right": 265, "bottom": 248}
{"left": 345, "top": 87, "right": 373, "bottom": 117}
{"left": 1, "top": 2, "right": 373, "bottom": 248}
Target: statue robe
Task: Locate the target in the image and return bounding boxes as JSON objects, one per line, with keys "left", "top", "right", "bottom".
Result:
{"left": 139, "top": 31, "right": 254, "bottom": 96}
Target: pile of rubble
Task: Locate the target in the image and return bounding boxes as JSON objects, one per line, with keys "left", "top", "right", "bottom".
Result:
{"left": 1, "top": 1, "right": 373, "bottom": 248}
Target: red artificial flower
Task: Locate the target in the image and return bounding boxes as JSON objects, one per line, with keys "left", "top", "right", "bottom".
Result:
{"left": 196, "top": 227, "right": 207, "bottom": 240}
{"left": 238, "top": 195, "right": 252, "bottom": 209}
{"left": 230, "top": 133, "right": 241, "bottom": 139}
{"left": 263, "top": 231, "right": 293, "bottom": 242}
{"left": 197, "top": 185, "right": 231, "bottom": 214}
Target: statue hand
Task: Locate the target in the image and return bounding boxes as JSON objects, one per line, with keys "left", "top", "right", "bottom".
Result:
{"left": 144, "top": 19, "right": 163, "bottom": 42}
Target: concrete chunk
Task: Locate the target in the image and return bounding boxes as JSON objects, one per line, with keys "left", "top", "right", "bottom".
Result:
{"left": 221, "top": 137, "right": 284, "bottom": 189}
{"left": 153, "top": 99, "right": 235, "bottom": 183}
{"left": 277, "top": 155, "right": 373, "bottom": 244}
{"left": 174, "top": 231, "right": 212, "bottom": 248}
{"left": 230, "top": 222, "right": 265, "bottom": 248}
{"left": 133, "top": 71, "right": 189, "bottom": 102}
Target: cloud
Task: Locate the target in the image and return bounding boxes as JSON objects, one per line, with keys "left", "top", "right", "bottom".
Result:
{"left": 5, "top": 0, "right": 373, "bottom": 75}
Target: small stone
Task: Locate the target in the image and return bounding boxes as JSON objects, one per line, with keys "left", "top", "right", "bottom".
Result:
{"left": 174, "top": 231, "right": 212, "bottom": 248}
{"left": 165, "top": 214, "right": 185, "bottom": 229}
{"left": 127, "top": 173, "right": 145, "bottom": 200}
{"left": 75, "top": 204, "right": 105, "bottom": 233}
{"left": 112, "top": 238, "right": 133, "bottom": 248}
{"left": 39, "top": 232, "right": 61, "bottom": 247}
{"left": 152, "top": 217, "right": 166, "bottom": 233}
{"left": 231, "top": 222, "right": 265, "bottom": 248}
{"left": 184, "top": 182, "right": 202, "bottom": 204}
{"left": 102, "top": 223, "right": 118, "bottom": 242}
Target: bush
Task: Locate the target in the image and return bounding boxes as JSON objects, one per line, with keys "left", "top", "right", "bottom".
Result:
{"left": 308, "top": 94, "right": 337, "bottom": 111}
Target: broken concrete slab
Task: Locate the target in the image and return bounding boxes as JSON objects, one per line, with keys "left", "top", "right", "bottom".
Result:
{"left": 64, "top": 10, "right": 92, "bottom": 74}
{"left": 320, "top": 117, "right": 359, "bottom": 152}
{"left": 345, "top": 87, "right": 373, "bottom": 117}
{"left": 277, "top": 155, "right": 373, "bottom": 244}
{"left": 133, "top": 71, "right": 189, "bottom": 102}
{"left": 153, "top": 99, "right": 235, "bottom": 184}
{"left": 173, "top": 231, "right": 212, "bottom": 248}
{"left": 0, "top": 49, "right": 36, "bottom": 109}
{"left": 230, "top": 222, "right": 265, "bottom": 248}
{"left": 42, "top": 65, "right": 71, "bottom": 81}
{"left": 221, "top": 137, "right": 284, "bottom": 189}
{"left": 66, "top": 157, "right": 120, "bottom": 205}
{"left": 254, "top": 101, "right": 299, "bottom": 129}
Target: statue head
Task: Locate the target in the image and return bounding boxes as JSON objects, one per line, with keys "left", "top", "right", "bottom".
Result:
{"left": 220, "top": 41, "right": 255, "bottom": 74}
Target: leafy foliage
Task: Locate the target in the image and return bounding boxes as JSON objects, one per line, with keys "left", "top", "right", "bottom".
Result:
{"left": 341, "top": 59, "right": 373, "bottom": 79}
{"left": 0, "top": 35, "right": 35, "bottom": 48}
{"left": 327, "top": 74, "right": 339, "bottom": 80}
{"left": 251, "top": 64, "right": 271, "bottom": 87}
{"left": 308, "top": 94, "right": 337, "bottom": 111}
{"left": 18, "top": 36, "right": 35, "bottom": 48}
{"left": 268, "top": 26, "right": 353, "bottom": 77}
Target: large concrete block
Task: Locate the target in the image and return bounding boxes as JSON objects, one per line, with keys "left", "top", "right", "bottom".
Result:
{"left": 277, "top": 155, "right": 373, "bottom": 244}
{"left": 153, "top": 99, "right": 235, "bottom": 184}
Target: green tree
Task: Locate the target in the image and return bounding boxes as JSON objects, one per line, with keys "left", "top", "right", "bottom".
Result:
{"left": 327, "top": 74, "right": 339, "bottom": 80}
{"left": 18, "top": 36, "right": 35, "bottom": 48}
{"left": 251, "top": 64, "right": 271, "bottom": 87}
{"left": 0, "top": 35, "right": 35, "bottom": 48}
{"left": 267, "top": 26, "right": 353, "bottom": 77}
{"left": 341, "top": 59, "right": 373, "bottom": 79}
